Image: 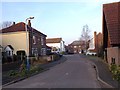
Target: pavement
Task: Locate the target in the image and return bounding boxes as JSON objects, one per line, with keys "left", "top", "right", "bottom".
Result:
{"left": 2, "top": 56, "right": 67, "bottom": 86}
{"left": 79, "top": 54, "right": 119, "bottom": 88}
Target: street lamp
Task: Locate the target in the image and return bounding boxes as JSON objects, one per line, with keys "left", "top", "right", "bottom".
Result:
{"left": 25, "top": 17, "right": 34, "bottom": 71}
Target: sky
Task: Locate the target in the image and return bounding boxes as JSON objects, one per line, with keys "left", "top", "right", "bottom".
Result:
{"left": 1, "top": 0, "right": 119, "bottom": 45}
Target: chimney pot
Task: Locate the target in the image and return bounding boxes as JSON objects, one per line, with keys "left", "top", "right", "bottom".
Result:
{"left": 28, "top": 20, "right": 31, "bottom": 27}
{"left": 94, "top": 31, "right": 97, "bottom": 35}
{"left": 13, "top": 22, "right": 15, "bottom": 25}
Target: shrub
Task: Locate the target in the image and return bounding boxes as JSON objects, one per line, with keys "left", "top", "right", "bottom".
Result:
{"left": 110, "top": 64, "right": 117, "bottom": 74}
{"left": 8, "top": 63, "right": 43, "bottom": 79}
{"left": 9, "top": 70, "right": 18, "bottom": 77}
{"left": 110, "top": 64, "right": 120, "bottom": 82}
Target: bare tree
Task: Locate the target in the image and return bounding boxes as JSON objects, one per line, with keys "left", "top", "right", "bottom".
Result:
{"left": 80, "top": 24, "right": 91, "bottom": 53}
{"left": 0, "top": 21, "right": 13, "bottom": 29}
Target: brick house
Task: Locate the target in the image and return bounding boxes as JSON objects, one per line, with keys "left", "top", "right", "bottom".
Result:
{"left": 0, "top": 21, "right": 47, "bottom": 57}
{"left": 103, "top": 2, "right": 120, "bottom": 65}
{"left": 67, "top": 40, "right": 86, "bottom": 54}
{"left": 88, "top": 32, "right": 103, "bottom": 55}
{"left": 46, "top": 45, "right": 52, "bottom": 55}
{"left": 46, "top": 38, "right": 65, "bottom": 53}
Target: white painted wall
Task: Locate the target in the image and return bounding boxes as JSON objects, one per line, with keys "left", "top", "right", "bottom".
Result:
{"left": 46, "top": 41, "right": 65, "bottom": 53}
{"left": 0, "top": 31, "right": 29, "bottom": 55}
{"left": 60, "top": 40, "right": 65, "bottom": 52}
{"left": 47, "top": 43, "right": 60, "bottom": 49}
{"left": 4, "top": 46, "right": 13, "bottom": 56}
{"left": 88, "top": 38, "right": 95, "bottom": 50}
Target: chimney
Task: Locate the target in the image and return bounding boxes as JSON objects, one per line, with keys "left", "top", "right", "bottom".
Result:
{"left": 94, "top": 31, "right": 97, "bottom": 37}
{"left": 13, "top": 22, "right": 15, "bottom": 25}
{"left": 28, "top": 20, "right": 31, "bottom": 27}
{"left": 94, "top": 31, "right": 97, "bottom": 51}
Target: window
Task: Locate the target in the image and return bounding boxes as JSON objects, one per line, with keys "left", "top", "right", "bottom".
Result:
{"left": 38, "top": 38, "right": 40, "bottom": 41}
{"left": 33, "top": 36, "right": 36, "bottom": 44}
{"left": 9, "top": 51, "right": 11, "bottom": 56}
{"left": 111, "top": 58, "right": 115, "bottom": 64}
{"left": 32, "top": 48, "right": 38, "bottom": 57}
{"left": 41, "top": 48, "right": 46, "bottom": 55}
{"left": 41, "top": 36, "right": 44, "bottom": 45}
{"left": 74, "top": 46, "right": 77, "bottom": 48}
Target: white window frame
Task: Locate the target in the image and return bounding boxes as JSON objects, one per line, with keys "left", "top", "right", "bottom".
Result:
{"left": 33, "top": 36, "right": 36, "bottom": 44}
{"left": 41, "top": 36, "right": 44, "bottom": 45}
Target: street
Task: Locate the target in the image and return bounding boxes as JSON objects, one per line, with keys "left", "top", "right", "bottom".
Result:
{"left": 3, "top": 54, "right": 101, "bottom": 88}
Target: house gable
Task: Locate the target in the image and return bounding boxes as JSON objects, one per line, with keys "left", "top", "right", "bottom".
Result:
{"left": 4, "top": 45, "right": 14, "bottom": 52}
{"left": 4, "top": 45, "right": 14, "bottom": 57}
{"left": 103, "top": 2, "right": 120, "bottom": 46}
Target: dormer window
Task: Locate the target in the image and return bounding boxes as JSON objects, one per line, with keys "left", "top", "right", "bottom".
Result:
{"left": 33, "top": 36, "right": 36, "bottom": 44}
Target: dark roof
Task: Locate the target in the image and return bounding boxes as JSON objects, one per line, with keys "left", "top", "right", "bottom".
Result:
{"left": 46, "top": 38, "right": 62, "bottom": 43}
{"left": 0, "top": 22, "right": 47, "bottom": 36}
{"left": 103, "top": 2, "right": 120, "bottom": 45}
{"left": 5, "top": 45, "right": 14, "bottom": 50}
{"left": 46, "top": 45, "right": 52, "bottom": 49}
{"left": 70, "top": 40, "right": 85, "bottom": 46}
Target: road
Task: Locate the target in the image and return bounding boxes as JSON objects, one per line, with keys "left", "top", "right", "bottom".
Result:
{"left": 3, "top": 54, "right": 101, "bottom": 88}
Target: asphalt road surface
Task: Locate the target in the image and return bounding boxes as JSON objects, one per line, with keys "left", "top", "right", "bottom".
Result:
{"left": 3, "top": 54, "right": 101, "bottom": 88}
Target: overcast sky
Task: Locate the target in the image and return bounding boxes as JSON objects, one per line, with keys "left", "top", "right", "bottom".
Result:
{"left": 1, "top": 0, "right": 119, "bottom": 45}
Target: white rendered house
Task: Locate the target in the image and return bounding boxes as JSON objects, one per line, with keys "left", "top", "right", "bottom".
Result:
{"left": 46, "top": 38, "right": 65, "bottom": 53}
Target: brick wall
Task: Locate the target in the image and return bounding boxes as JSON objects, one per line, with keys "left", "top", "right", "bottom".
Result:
{"left": 29, "top": 29, "right": 46, "bottom": 56}
{"left": 107, "top": 47, "right": 120, "bottom": 65}
{"left": 95, "top": 32, "right": 103, "bottom": 53}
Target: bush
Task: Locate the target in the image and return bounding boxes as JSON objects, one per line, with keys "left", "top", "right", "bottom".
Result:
{"left": 13, "top": 54, "right": 17, "bottom": 61}
{"left": 30, "top": 57, "right": 37, "bottom": 66}
{"left": 19, "top": 63, "right": 28, "bottom": 77}
{"left": 60, "top": 51, "right": 65, "bottom": 55}
{"left": 110, "top": 64, "right": 120, "bottom": 82}
{"left": 7, "top": 57, "right": 12, "bottom": 63}
{"left": 29, "top": 66, "right": 43, "bottom": 74}
{"left": 8, "top": 63, "right": 43, "bottom": 79}
{"left": 9, "top": 70, "right": 18, "bottom": 77}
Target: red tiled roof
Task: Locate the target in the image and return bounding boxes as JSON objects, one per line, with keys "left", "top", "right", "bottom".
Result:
{"left": 46, "top": 38, "right": 62, "bottom": 43}
{"left": 103, "top": 2, "right": 120, "bottom": 45}
{"left": 0, "top": 22, "right": 46, "bottom": 36}
{"left": 0, "top": 22, "right": 26, "bottom": 33}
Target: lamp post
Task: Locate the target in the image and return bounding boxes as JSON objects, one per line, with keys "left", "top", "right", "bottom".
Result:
{"left": 25, "top": 17, "right": 34, "bottom": 71}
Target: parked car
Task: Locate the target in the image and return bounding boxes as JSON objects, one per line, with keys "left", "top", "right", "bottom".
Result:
{"left": 86, "top": 51, "right": 97, "bottom": 56}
